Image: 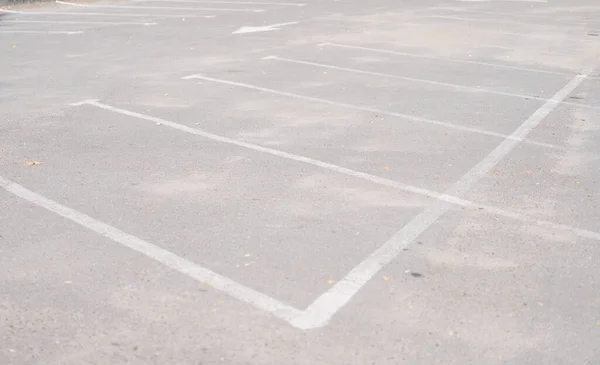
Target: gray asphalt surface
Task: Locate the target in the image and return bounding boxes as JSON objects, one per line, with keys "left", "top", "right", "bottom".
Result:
{"left": 1, "top": 0, "right": 600, "bottom": 364}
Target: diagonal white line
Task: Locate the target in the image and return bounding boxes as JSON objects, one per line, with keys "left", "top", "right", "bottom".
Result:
{"left": 71, "top": 100, "right": 600, "bottom": 244}
{"left": 263, "top": 55, "right": 549, "bottom": 102}
{"left": 0, "top": 174, "right": 304, "bottom": 325}
{"left": 69, "top": 90, "right": 600, "bottom": 330}
{"left": 317, "top": 42, "right": 571, "bottom": 76}
{"left": 182, "top": 74, "right": 560, "bottom": 150}
{"left": 297, "top": 64, "right": 595, "bottom": 329}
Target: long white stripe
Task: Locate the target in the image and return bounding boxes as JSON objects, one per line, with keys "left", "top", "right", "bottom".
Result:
{"left": 68, "top": 95, "right": 600, "bottom": 329}
{"left": 0, "top": 30, "right": 84, "bottom": 34}
{"left": 182, "top": 74, "right": 560, "bottom": 150}
{"left": 0, "top": 9, "right": 215, "bottom": 18}
{"left": 0, "top": 19, "right": 157, "bottom": 25}
{"left": 0, "top": 175, "right": 303, "bottom": 324}
{"left": 56, "top": 1, "right": 264, "bottom": 12}
{"left": 263, "top": 55, "right": 548, "bottom": 102}
{"left": 298, "top": 65, "right": 594, "bottom": 329}
{"left": 264, "top": 55, "right": 597, "bottom": 111}
{"left": 318, "top": 42, "right": 569, "bottom": 76}
{"left": 72, "top": 100, "right": 600, "bottom": 244}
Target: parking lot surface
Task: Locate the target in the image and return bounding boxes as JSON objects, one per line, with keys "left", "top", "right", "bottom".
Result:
{"left": 1, "top": 0, "right": 600, "bottom": 363}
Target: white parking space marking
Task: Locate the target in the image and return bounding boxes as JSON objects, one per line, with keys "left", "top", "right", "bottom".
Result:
{"left": 0, "top": 30, "right": 84, "bottom": 34}
{"left": 0, "top": 19, "right": 158, "bottom": 25}
{"left": 0, "top": 9, "right": 216, "bottom": 18}
{"left": 427, "top": 14, "right": 597, "bottom": 28}
{"left": 0, "top": 175, "right": 304, "bottom": 326}
{"left": 262, "top": 55, "right": 549, "bottom": 101}
{"left": 428, "top": 8, "right": 585, "bottom": 21}
{"left": 317, "top": 42, "right": 571, "bottom": 76}
{"left": 300, "top": 64, "right": 595, "bottom": 329}
{"left": 70, "top": 100, "right": 600, "bottom": 246}
{"left": 263, "top": 55, "right": 599, "bottom": 111}
{"left": 233, "top": 22, "right": 297, "bottom": 34}
{"left": 134, "top": 0, "right": 306, "bottom": 6}
{"left": 67, "top": 80, "right": 600, "bottom": 329}
{"left": 182, "top": 74, "right": 560, "bottom": 150}
{"left": 56, "top": 1, "right": 265, "bottom": 12}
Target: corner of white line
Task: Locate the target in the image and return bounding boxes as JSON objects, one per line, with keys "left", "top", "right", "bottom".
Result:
{"left": 288, "top": 312, "right": 328, "bottom": 330}
{"left": 181, "top": 74, "right": 201, "bottom": 80}
{"left": 261, "top": 55, "right": 277, "bottom": 60}
{"left": 69, "top": 99, "right": 99, "bottom": 106}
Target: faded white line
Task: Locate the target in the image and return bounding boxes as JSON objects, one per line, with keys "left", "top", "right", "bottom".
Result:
{"left": 298, "top": 64, "right": 595, "bottom": 329}
{"left": 262, "top": 55, "right": 548, "bottom": 102}
{"left": 264, "top": 55, "right": 597, "bottom": 111}
{"left": 430, "top": 7, "right": 583, "bottom": 21}
{"left": 0, "top": 30, "right": 84, "bottom": 34}
{"left": 56, "top": 1, "right": 264, "bottom": 12}
{"left": 71, "top": 100, "right": 600, "bottom": 245}
{"left": 317, "top": 42, "right": 570, "bottom": 76}
{"left": 0, "top": 174, "right": 304, "bottom": 325}
{"left": 0, "top": 9, "right": 215, "bottom": 18}
{"left": 0, "top": 19, "right": 158, "bottom": 25}
{"left": 427, "top": 14, "right": 588, "bottom": 27}
{"left": 182, "top": 74, "right": 559, "bottom": 150}
{"left": 134, "top": 0, "right": 305, "bottom": 5}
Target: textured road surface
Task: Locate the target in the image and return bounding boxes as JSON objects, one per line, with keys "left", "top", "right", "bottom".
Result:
{"left": 1, "top": 0, "right": 600, "bottom": 364}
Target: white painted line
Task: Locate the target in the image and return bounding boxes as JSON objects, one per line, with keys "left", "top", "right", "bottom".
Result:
{"left": 1, "top": 19, "right": 158, "bottom": 25}
{"left": 233, "top": 22, "right": 297, "bottom": 34}
{"left": 431, "top": 8, "right": 582, "bottom": 21}
{"left": 56, "top": 1, "right": 264, "bottom": 12}
{"left": 0, "top": 30, "right": 84, "bottom": 34}
{"left": 262, "top": 55, "right": 548, "bottom": 102}
{"left": 0, "top": 9, "right": 214, "bottom": 18}
{"left": 0, "top": 174, "right": 304, "bottom": 326}
{"left": 72, "top": 100, "right": 600, "bottom": 245}
{"left": 181, "top": 74, "right": 559, "bottom": 150}
{"left": 70, "top": 98, "right": 600, "bottom": 329}
{"left": 300, "top": 64, "right": 595, "bottom": 329}
{"left": 317, "top": 42, "right": 570, "bottom": 76}
{"left": 427, "top": 14, "right": 589, "bottom": 27}
{"left": 134, "top": 0, "right": 305, "bottom": 6}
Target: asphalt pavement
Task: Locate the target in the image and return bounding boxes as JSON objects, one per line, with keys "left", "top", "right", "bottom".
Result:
{"left": 1, "top": 0, "right": 600, "bottom": 364}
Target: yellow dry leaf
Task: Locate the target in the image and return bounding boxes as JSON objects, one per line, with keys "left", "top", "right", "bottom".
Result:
{"left": 244, "top": 253, "right": 250, "bottom": 257}
{"left": 327, "top": 280, "right": 336, "bottom": 285}
{"left": 383, "top": 276, "right": 391, "bottom": 281}
{"left": 201, "top": 280, "right": 211, "bottom": 285}
{"left": 383, "top": 165, "right": 391, "bottom": 171}
{"left": 26, "top": 161, "right": 42, "bottom": 166}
